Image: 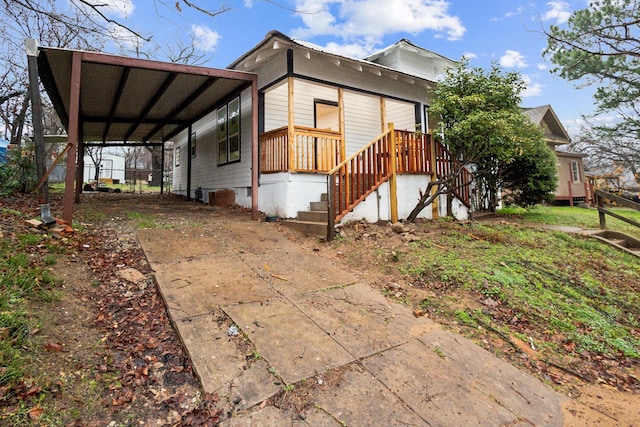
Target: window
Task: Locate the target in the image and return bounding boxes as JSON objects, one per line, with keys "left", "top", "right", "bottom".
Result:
{"left": 175, "top": 146, "right": 180, "bottom": 167}
{"left": 217, "top": 97, "right": 240, "bottom": 165}
{"left": 191, "top": 132, "right": 196, "bottom": 158}
{"left": 571, "top": 161, "right": 580, "bottom": 182}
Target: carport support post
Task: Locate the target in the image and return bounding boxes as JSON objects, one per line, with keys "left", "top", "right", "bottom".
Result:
{"left": 160, "top": 141, "right": 165, "bottom": 194}
{"left": 63, "top": 51, "right": 82, "bottom": 225}
{"left": 75, "top": 134, "right": 84, "bottom": 203}
{"left": 26, "top": 39, "right": 48, "bottom": 205}
{"left": 251, "top": 77, "right": 259, "bottom": 220}
{"left": 186, "top": 127, "right": 192, "bottom": 200}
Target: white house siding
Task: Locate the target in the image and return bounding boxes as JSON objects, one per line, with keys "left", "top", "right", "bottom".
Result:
{"left": 385, "top": 99, "right": 415, "bottom": 132}
{"left": 172, "top": 87, "right": 253, "bottom": 207}
{"left": 292, "top": 80, "right": 338, "bottom": 128}
{"left": 343, "top": 91, "right": 382, "bottom": 156}
{"left": 264, "top": 81, "right": 288, "bottom": 131}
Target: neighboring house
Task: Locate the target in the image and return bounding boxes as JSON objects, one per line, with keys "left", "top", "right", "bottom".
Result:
{"left": 83, "top": 151, "right": 126, "bottom": 184}
{"left": 172, "top": 31, "right": 472, "bottom": 235}
{"left": 522, "top": 105, "right": 590, "bottom": 206}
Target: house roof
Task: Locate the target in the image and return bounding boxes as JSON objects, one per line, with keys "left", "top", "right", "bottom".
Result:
{"left": 364, "top": 38, "right": 456, "bottom": 66}
{"left": 37, "top": 46, "right": 257, "bottom": 144}
{"left": 521, "top": 105, "right": 571, "bottom": 146}
{"left": 228, "top": 30, "right": 443, "bottom": 84}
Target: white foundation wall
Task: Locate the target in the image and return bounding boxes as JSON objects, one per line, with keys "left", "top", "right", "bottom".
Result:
{"left": 258, "top": 173, "right": 327, "bottom": 218}
{"left": 339, "top": 175, "right": 469, "bottom": 224}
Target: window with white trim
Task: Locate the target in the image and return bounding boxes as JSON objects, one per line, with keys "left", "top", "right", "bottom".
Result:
{"left": 175, "top": 146, "right": 180, "bottom": 167}
{"left": 217, "top": 97, "right": 240, "bottom": 165}
{"left": 571, "top": 161, "right": 580, "bottom": 182}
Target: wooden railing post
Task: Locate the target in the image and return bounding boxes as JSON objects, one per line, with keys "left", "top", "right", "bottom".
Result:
{"left": 327, "top": 175, "right": 335, "bottom": 241}
{"left": 597, "top": 192, "right": 606, "bottom": 229}
{"left": 389, "top": 123, "right": 398, "bottom": 223}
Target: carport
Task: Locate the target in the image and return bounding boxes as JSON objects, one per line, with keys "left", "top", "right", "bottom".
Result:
{"left": 30, "top": 43, "right": 259, "bottom": 224}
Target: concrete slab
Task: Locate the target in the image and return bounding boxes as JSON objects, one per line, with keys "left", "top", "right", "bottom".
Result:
{"left": 239, "top": 251, "right": 356, "bottom": 296}
{"left": 138, "top": 228, "right": 226, "bottom": 263}
{"left": 220, "top": 405, "right": 297, "bottom": 427}
{"left": 223, "top": 298, "right": 355, "bottom": 384}
{"left": 297, "top": 283, "right": 438, "bottom": 357}
{"left": 362, "top": 339, "right": 517, "bottom": 426}
{"left": 230, "top": 359, "right": 282, "bottom": 410}
{"left": 418, "top": 329, "right": 566, "bottom": 427}
{"left": 173, "top": 311, "right": 246, "bottom": 395}
{"left": 152, "top": 255, "right": 276, "bottom": 317}
{"left": 310, "top": 363, "right": 425, "bottom": 426}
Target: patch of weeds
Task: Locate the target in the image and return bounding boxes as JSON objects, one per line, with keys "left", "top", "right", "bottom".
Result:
{"left": 18, "top": 232, "right": 42, "bottom": 247}
{"left": 283, "top": 384, "right": 294, "bottom": 392}
{"left": 454, "top": 309, "right": 476, "bottom": 326}
{"left": 0, "top": 208, "right": 23, "bottom": 216}
{"left": 125, "top": 211, "right": 158, "bottom": 229}
{"left": 43, "top": 254, "right": 57, "bottom": 265}
{"left": 433, "top": 347, "right": 446, "bottom": 359}
{"left": 496, "top": 206, "right": 527, "bottom": 216}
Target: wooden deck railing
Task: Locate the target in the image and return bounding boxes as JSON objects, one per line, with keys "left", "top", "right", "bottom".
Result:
{"left": 260, "top": 126, "right": 342, "bottom": 173}
{"left": 260, "top": 125, "right": 472, "bottom": 231}
{"left": 327, "top": 129, "right": 394, "bottom": 225}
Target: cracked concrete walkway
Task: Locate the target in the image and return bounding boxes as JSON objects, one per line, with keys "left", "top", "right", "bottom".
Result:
{"left": 138, "top": 220, "right": 566, "bottom": 426}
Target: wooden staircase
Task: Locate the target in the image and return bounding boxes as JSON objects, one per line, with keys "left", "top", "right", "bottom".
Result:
{"left": 281, "top": 193, "right": 329, "bottom": 238}
{"left": 584, "top": 230, "right": 640, "bottom": 258}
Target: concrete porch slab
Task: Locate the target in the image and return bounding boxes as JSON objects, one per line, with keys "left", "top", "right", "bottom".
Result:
{"left": 151, "top": 255, "right": 276, "bottom": 317}
{"left": 138, "top": 228, "right": 226, "bottom": 263}
{"left": 222, "top": 298, "right": 355, "bottom": 385}
{"left": 295, "top": 283, "right": 438, "bottom": 357}
{"left": 172, "top": 310, "right": 246, "bottom": 395}
{"left": 362, "top": 339, "right": 520, "bottom": 426}
{"left": 308, "top": 363, "right": 425, "bottom": 426}
{"left": 418, "top": 329, "right": 566, "bottom": 426}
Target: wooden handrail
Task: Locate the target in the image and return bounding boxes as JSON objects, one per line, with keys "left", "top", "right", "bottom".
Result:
{"left": 594, "top": 189, "right": 640, "bottom": 230}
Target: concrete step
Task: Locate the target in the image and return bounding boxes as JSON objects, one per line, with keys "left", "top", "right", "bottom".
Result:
{"left": 310, "top": 201, "right": 329, "bottom": 211}
{"left": 281, "top": 219, "right": 328, "bottom": 238}
{"left": 320, "top": 193, "right": 328, "bottom": 202}
{"left": 298, "top": 210, "right": 328, "bottom": 222}
{"left": 607, "top": 238, "right": 628, "bottom": 247}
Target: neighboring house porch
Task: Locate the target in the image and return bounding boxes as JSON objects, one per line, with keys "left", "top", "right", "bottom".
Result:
{"left": 522, "top": 105, "right": 590, "bottom": 206}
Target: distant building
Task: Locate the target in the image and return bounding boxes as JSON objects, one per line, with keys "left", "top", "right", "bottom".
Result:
{"left": 522, "top": 105, "right": 591, "bottom": 206}
{"left": 0, "top": 138, "right": 9, "bottom": 163}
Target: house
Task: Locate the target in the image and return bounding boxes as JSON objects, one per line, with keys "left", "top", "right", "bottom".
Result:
{"left": 83, "top": 150, "right": 126, "bottom": 184}
{"left": 172, "top": 31, "right": 472, "bottom": 236}
{"left": 522, "top": 105, "right": 590, "bottom": 206}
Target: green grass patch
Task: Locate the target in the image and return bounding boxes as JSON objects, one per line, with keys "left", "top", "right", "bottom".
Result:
{"left": 517, "top": 205, "right": 640, "bottom": 239}
{"left": 403, "top": 221, "right": 640, "bottom": 359}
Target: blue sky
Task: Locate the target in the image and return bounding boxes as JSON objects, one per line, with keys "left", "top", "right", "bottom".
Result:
{"left": 93, "top": 0, "right": 598, "bottom": 137}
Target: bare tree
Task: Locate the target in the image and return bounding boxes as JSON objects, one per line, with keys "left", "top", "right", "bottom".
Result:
{"left": 85, "top": 146, "right": 104, "bottom": 184}
{"left": 0, "top": 1, "right": 106, "bottom": 146}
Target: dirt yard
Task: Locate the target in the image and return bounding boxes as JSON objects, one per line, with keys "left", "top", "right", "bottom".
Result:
{"left": 0, "top": 192, "right": 637, "bottom": 426}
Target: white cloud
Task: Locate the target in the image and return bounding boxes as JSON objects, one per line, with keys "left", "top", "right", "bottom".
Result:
{"left": 491, "top": 5, "right": 526, "bottom": 21}
{"left": 291, "top": 0, "right": 466, "bottom": 48}
{"left": 500, "top": 50, "right": 528, "bottom": 68}
{"left": 537, "top": 63, "right": 548, "bottom": 70}
{"left": 521, "top": 74, "right": 543, "bottom": 98}
{"left": 192, "top": 25, "right": 221, "bottom": 52}
{"left": 542, "top": 1, "right": 571, "bottom": 24}
{"left": 462, "top": 52, "right": 477, "bottom": 60}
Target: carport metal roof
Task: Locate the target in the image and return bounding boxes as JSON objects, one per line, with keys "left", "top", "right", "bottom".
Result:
{"left": 34, "top": 47, "right": 259, "bottom": 223}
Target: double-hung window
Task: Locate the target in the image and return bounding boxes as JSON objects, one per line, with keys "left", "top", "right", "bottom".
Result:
{"left": 571, "top": 161, "right": 580, "bottom": 182}
{"left": 217, "top": 97, "right": 240, "bottom": 165}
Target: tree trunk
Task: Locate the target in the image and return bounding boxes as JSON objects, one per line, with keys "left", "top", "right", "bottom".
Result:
{"left": 148, "top": 146, "right": 163, "bottom": 187}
